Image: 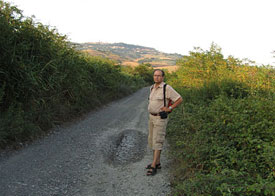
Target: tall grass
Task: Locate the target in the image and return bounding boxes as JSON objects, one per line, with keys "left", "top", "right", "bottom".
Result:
{"left": 167, "top": 44, "right": 275, "bottom": 195}
{"left": 0, "top": 1, "right": 146, "bottom": 149}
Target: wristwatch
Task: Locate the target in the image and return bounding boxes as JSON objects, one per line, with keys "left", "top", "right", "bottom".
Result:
{"left": 169, "top": 106, "right": 173, "bottom": 110}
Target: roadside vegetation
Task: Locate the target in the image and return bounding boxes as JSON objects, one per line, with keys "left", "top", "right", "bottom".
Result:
{"left": 167, "top": 44, "right": 275, "bottom": 195}
{"left": 0, "top": 1, "right": 153, "bottom": 149}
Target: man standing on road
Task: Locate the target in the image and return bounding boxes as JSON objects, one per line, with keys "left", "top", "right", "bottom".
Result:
{"left": 146, "top": 69, "right": 183, "bottom": 176}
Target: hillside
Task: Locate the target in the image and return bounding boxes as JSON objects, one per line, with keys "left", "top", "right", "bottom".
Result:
{"left": 73, "top": 42, "right": 183, "bottom": 69}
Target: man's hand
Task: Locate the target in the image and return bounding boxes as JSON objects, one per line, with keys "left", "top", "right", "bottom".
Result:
{"left": 160, "top": 97, "right": 183, "bottom": 113}
{"left": 160, "top": 107, "right": 172, "bottom": 112}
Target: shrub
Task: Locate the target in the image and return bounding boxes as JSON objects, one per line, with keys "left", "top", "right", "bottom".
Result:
{"left": 167, "top": 44, "right": 275, "bottom": 196}
{"left": 0, "top": 1, "right": 145, "bottom": 148}
{"left": 133, "top": 63, "right": 154, "bottom": 84}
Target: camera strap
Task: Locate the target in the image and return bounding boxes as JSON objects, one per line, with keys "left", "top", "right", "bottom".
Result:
{"left": 163, "top": 84, "right": 167, "bottom": 107}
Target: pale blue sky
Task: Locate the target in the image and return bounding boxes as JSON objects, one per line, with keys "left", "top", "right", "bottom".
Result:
{"left": 7, "top": 0, "right": 275, "bottom": 66}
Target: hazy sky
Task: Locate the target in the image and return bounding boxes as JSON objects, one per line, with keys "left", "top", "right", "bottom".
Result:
{"left": 6, "top": 0, "right": 275, "bottom": 65}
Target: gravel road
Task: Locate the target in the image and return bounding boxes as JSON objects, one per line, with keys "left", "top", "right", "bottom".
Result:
{"left": 0, "top": 87, "right": 171, "bottom": 196}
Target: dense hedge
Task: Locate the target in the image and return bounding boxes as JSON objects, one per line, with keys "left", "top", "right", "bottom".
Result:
{"left": 167, "top": 45, "right": 275, "bottom": 195}
{"left": 0, "top": 1, "right": 146, "bottom": 148}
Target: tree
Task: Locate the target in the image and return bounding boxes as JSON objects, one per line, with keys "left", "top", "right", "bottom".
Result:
{"left": 133, "top": 63, "right": 154, "bottom": 84}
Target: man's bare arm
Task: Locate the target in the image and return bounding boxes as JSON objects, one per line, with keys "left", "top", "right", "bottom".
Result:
{"left": 161, "top": 97, "right": 183, "bottom": 112}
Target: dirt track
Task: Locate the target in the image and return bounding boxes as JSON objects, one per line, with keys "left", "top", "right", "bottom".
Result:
{"left": 0, "top": 87, "right": 171, "bottom": 196}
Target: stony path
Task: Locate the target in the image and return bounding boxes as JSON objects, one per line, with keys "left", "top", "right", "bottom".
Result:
{"left": 0, "top": 87, "right": 171, "bottom": 196}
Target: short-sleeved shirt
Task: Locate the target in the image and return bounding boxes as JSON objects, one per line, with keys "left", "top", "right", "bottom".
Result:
{"left": 148, "top": 82, "right": 182, "bottom": 114}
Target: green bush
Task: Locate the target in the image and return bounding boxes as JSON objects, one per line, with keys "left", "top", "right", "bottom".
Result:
{"left": 168, "top": 94, "right": 275, "bottom": 196}
{"left": 0, "top": 1, "right": 145, "bottom": 148}
{"left": 167, "top": 45, "right": 275, "bottom": 196}
{"left": 133, "top": 63, "right": 154, "bottom": 84}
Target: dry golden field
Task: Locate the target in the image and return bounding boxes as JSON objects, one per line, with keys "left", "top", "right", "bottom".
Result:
{"left": 153, "top": 65, "right": 179, "bottom": 72}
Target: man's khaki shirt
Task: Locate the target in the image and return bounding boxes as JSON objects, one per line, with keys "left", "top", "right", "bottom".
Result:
{"left": 148, "top": 82, "right": 182, "bottom": 114}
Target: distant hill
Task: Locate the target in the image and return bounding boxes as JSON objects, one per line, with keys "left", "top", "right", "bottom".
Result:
{"left": 73, "top": 42, "right": 183, "bottom": 69}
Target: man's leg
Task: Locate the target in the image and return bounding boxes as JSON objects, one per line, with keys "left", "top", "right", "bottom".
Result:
{"left": 148, "top": 116, "right": 154, "bottom": 149}
{"left": 147, "top": 116, "right": 167, "bottom": 175}
{"left": 151, "top": 150, "right": 161, "bottom": 168}
{"left": 147, "top": 149, "right": 161, "bottom": 175}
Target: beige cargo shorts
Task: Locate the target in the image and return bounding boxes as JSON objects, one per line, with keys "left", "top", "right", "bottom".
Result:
{"left": 148, "top": 114, "right": 168, "bottom": 150}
